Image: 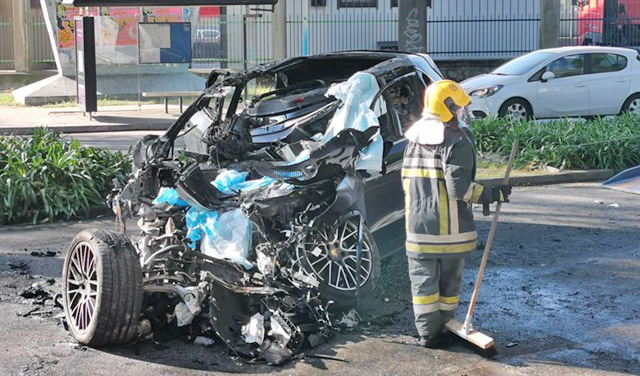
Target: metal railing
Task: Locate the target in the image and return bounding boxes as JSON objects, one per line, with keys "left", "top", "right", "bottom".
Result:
{"left": 29, "top": 8, "right": 56, "bottom": 70}
{"left": 0, "top": 15, "right": 14, "bottom": 70}
{"left": 7, "top": 0, "right": 548, "bottom": 72}
{"left": 192, "top": 0, "right": 541, "bottom": 71}
{"left": 0, "top": 1, "right": 55, "bottom": 71}
{"left": 427, "top": 0, "right": 539, "bottom": 59}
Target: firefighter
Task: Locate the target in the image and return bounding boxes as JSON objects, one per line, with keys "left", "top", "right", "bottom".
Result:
{"left": 402, "top": 80, "right": 511, "bottom": 347}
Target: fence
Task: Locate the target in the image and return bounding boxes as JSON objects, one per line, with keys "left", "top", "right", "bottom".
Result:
{"left": 0, "top": 0, "right": 55, "bottom": 71}
{"left": 5, "top": 0, "right": 548, "bottom": 72}
{"left": 28, "top": 7, "right": 56, "bottom": 70}
{"left": 0, "top": 13, "right": 14, "bottom": 70}
{"left": 560, "top": 0, "right": 640, "bottom": 48}
{"left": 192, "top": 0, "right": 541, "bottom": 71}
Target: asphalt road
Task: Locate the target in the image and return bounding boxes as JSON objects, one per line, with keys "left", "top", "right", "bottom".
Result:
{"left": 0, "top": 183, "right": 638, "bottom": 375}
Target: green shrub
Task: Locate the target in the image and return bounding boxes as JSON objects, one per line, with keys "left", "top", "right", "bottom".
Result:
{"left": 473, "top": 114, "right": 640, "bottom": 171}
{"left": 0, "top": 128, "right": 131, "bottom": 225}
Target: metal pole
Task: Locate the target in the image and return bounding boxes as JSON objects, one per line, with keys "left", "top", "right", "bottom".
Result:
{"left": 243, "top": 14, "right": 248, "bottom": 71}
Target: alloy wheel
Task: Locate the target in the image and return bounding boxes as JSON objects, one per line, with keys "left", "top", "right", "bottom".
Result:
{"left": 65, "top": 242, "right": 99, "bottom": 333}
{"left": 628, "top": 99, "right": 640, "bottom": 114}
{"left": 297, "top": 221, "right": 373, "bottom": 291}
{"left": 506, "top": 103, "right": 528, "bottom": 122}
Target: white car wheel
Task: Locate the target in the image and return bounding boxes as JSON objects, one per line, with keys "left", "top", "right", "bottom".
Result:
{"left": 499, "top": 98, "right": 532, "bottom": 122}
{"left": 622, "top": 95, "right": 640, "bottom": 115}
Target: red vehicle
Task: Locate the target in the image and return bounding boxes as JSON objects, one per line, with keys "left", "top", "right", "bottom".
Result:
{"left": 578, "top": 0, "right": 640, "bottom": 46}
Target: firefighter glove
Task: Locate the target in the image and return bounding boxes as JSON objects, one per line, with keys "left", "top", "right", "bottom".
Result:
{"left": 491, "top": 184, "right": 512, "bottom": 203}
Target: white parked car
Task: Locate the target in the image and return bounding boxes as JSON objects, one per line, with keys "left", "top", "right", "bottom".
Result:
{"left": 461, "top": 46, "right": 640, "bottom": 121}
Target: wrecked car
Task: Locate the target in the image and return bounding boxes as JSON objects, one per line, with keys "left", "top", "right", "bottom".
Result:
{"left": 61, "top": 51, "right": 445, "bottom": 364}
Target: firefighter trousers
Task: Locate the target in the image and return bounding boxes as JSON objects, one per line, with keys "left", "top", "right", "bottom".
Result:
{"left": 408, "top": 257, "right": 465, "bottom": 338}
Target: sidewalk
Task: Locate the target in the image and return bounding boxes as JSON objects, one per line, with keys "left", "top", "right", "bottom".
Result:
{"left": 0, "top": 104, "right": 182, "bottom": 135}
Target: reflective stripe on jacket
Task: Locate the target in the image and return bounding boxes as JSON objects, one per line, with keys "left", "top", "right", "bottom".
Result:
{"left": 402, "top": 127, "right": 486, "bottom": 259}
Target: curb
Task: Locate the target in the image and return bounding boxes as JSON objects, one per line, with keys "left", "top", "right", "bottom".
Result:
{"left": 1, "top": 122, "right": 173, "bottom": 135}
{"left": 478, "top": 169, "right": 615, "bottom": 186}
{"left": 0, "top": 205, "right": 113, "bottom": 232}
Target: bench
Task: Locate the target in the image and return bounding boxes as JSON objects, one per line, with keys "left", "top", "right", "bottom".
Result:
{"left": 141, "top": 91, "right": 202, "bottom": 114}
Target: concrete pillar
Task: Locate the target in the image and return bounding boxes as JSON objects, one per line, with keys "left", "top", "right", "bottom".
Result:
{"left": 13, "top": 0, "right": 29, "bottom": 71}
{"left": 272, "top": 0, "right": 287, "bottom": 61}
{"left": 398, "top": 0, "right": 428, "bottom": 53}
{"left": 539, "top": 0, "right": 560, "bottom": 49}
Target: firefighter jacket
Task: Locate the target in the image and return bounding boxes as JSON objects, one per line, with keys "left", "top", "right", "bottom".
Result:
{"left": 402, "top": 125, "right": 488, "bottom": 260}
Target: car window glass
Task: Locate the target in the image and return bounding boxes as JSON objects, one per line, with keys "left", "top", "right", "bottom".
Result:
{"left": 591, "top": 53, "right": 627, "bottom": 73}
{"left": 493, "top": 51, "right": 556, "bottom": 75}
{"left": 388, "top": 74, "right": 424, "bottom": 134}
{"left": 528, "top": 67, "right": 546, "bottom": 82}
{"left": 236, "top": 76, "right": 277, "bottom": 115}
{"left": 546, "top": 54, "right": 585, "bottom": 78}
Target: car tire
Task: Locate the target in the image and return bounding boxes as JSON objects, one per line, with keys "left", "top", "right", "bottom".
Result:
{"left": 62, "top": 229, "right": 143, "bottom": 347}
{"left": 498, "top": 98, "right": 533, "bottom": 122}
{"left": 620, "top": 94, "right": 640, "bottom": 115}
{"left": 297, "top": 219, "right": 381, "bottom": 311}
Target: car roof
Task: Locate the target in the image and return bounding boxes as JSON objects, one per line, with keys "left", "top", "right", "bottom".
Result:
{"left": 537, "top": 46, "right": 639, "bottom": 56}
{"left": 255, "top": 50, "right": 443, "bottom": 81}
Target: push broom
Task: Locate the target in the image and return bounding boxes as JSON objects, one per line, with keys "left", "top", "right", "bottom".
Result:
{"left": 445, "top": 139, "right": 519, "bottom": 349}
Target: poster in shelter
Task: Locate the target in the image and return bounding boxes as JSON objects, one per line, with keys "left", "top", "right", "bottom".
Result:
{"left": 142, "top": 7, "right": 183, "bottom": 22}
{"left": 96, "top": 7, "right": 140, "bottom": 46}
{"left": 55, "top": 4, "right": 80, "bottom": 49}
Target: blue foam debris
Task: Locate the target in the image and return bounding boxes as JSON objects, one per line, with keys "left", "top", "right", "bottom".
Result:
{"left": 153, "top": 187, "right": 189, "bottom": 207}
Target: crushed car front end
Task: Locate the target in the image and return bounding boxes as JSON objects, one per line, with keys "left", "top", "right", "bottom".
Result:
{"left": 61, "top": 51, "right": 443, "bottom": 364}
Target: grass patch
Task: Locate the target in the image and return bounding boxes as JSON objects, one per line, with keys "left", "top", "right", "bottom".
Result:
{"left": 0, "top": 93, "right": 22, "bottom": 107}
{"left": 473, "top": 115, "right": 640, "bottom": 172}
{"left": 476, "top": 156, "right": 547, "bottom": 179}
{"left": 0, "top": 128, "right": 131, "bottom": 225}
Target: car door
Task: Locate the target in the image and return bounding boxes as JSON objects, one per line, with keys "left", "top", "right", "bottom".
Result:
{"left": 586, "top": 52, "right": 631, "bottom": 115}
{"left": 536, "top": 54, "right": 590, "bottom": 117}
{"left": 364, "top": 71, "right": 425, "bottom": 257}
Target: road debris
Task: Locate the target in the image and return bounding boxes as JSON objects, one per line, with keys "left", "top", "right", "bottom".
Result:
{"left": 8, "top": 262, "right": 30, "bottom": 274}
{"left": 337, "top": 309, "right": 362, "bottom": 328}
{"left": 30, "top": 251, "right": 57, "bottom": 257}
{"left": 20, "top": 281, "right": 54, "bottom": 304}
{"left": 306, "top": 354, "right": 349, "bottom": 363}
{"left": 193, "top": 336, "right": 215, "bottom": 346}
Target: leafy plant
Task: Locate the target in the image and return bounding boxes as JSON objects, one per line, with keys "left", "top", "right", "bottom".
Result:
{"left": 0, "top": 128, "right": 131, "bottom": 225}
{"left": 473, "top": 115, "right": 640, "bottom": 171}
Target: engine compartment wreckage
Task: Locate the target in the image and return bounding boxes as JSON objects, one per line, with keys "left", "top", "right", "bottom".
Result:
{"left": 61, "top": 51, "right": 444, "bottom": 364}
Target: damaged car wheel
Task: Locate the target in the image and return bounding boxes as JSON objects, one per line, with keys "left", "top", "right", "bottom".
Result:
{"left": 297, "top": 219, "right": 380, "bottom": 310}
{"left": 62, "top": 229, "right": 143, "bottom": 346}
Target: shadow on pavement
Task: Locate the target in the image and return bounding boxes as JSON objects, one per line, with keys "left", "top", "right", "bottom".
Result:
{"left": 0, "top": 217, "right": 638, "bottom": 374}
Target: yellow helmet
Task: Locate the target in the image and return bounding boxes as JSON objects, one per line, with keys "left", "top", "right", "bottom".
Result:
{"left": 423, "top": 80, "right": 471, "bottom": 122}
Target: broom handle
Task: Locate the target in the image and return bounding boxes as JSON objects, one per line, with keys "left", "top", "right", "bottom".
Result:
{"left": 462, "top": 140, "right": 519, "bottom": 330}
